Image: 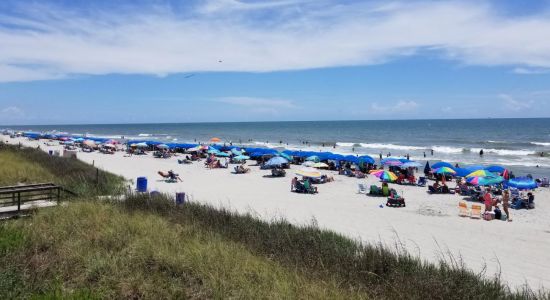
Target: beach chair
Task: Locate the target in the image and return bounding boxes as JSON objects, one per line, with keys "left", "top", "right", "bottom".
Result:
{"left": 358, "top": 183, "right": 367, "bottom": 194}
{"left": 470, "top": 204, "right": 482, "bottom": 219}
{"left": 458, "top": 201, "right": 469, "bottom": 217}
{"left": 541, "top": 177, "right": 549, "bottom": 187}
{"left": 417, "top": 177, "right": 427, "bottom": 187}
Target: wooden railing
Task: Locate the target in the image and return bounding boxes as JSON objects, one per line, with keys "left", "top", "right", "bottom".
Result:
{"left": 0, "top": 183, "right": 76, "bottom": 213}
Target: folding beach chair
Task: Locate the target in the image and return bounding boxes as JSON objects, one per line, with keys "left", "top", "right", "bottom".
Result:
{"left": 358, "top": 183, "right": 367, "bottom": 194}
{"left": 470, "top": 204, "right": 482, "bottom": 219}
{"left": 458, "top": 201, "right": 469, "bottom": 217}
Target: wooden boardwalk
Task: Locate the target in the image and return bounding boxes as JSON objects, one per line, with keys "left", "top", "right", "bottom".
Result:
{"left": 0, "top": 183, "right": 74, "bottom": 217}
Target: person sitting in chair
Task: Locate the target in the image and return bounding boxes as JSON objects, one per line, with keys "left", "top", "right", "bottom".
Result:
{"left": 168, "top": 170, "right": 182, "bottom": 182}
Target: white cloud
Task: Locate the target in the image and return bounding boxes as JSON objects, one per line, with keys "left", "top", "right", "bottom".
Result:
{"left": 1, "top": 1, "right": 550, "bottom": 82}
{"left": 1, "top": 106, "right": 24, "bottom": 115}
{"left": 371, "top": 100, "right": 418, "bottom": 113}
{"left": 499, "top": 94, "right": 533, "bottom": 111}
{"left": 513, "top": 67, "right": 550, "bottom": 75}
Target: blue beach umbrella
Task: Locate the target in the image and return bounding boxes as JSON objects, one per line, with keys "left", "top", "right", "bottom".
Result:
{"left": 266, "top": 156, "right": 289, "bottom": 167}
{"left": 485, "top": 165, "right": 506, "bottom": 174}
{"left": 402, "top": 161, "right": 422, "bottom": 168}
{"left": 358, "top": 155, "right": 375, "bottom": 164}
{"left": 431, "top": 161, "right": 454, "bottom": 169}
{"left": 505, "top": 177, "right": 537, "bottom": 190}
{"left": 233, "top": 155, "right": 250, "bottom": 161}
{"left": 306, "top": 156, "right": 320, "bottom": 162}
{"left": 381, "top": 158, "right": 403, "bottom": 166}
{"left": 278, "top": 152, "right": 292, "bottom": 161}
{"left": 215, "top": 152, "right": 230, "bottom": 157}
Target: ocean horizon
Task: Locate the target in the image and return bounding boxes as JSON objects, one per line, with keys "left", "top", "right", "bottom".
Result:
{"left": 4, "top": 118, "right": 550, "bottom": 178}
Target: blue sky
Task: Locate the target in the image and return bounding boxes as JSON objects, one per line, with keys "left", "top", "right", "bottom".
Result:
{"left": 1, "top": 0, "right": 550, "bottom": 125}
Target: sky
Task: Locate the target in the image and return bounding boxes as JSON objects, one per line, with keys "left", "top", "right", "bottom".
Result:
{"left": 1, "top": 0, "right": 550, "bottom": 125}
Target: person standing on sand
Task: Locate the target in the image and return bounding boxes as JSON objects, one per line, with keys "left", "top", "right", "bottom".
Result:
{"left": 502, "top": 190, "right": 512, "bottom": 221}
{"left": 431, "top": 149, "right": 434, "bottom": 156}
{"left": 423, "top": 151, "right": 426, "bottom": 158}
{"left": 379, "top": 153, "right": 383, "bottom": 160}
{"left": 479, "top": 149, "right": 484, "bottom": 156}
{"left": 291, "top": 177, "right": 298, "bottom": 192}
{"left": 483, "top": 187, "right": 493, "bottom": 212}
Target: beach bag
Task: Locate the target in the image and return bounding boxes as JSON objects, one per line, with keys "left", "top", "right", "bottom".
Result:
{"left": 494, "top": 208, "right": 502, "bottom": 220}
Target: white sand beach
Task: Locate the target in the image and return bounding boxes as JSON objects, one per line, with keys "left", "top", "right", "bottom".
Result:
{"left": 6, "top": 136, "right": 550, "bottom": 291}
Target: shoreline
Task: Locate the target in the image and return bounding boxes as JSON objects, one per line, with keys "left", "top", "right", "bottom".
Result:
{"left": 4, "top": 136, "right": 550, "bottom": 291}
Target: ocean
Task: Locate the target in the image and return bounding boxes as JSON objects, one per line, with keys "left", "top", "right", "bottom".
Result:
{"left": 5, "top": 118, "right": 550, "bottom": 178}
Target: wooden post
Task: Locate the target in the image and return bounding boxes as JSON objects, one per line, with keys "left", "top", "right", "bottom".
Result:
{"left": 17, "top": 192, "right": 21, "bottom": 212}
{"left": 92, "top": 160, "right": 95, "bottom": 166}
{"left": 96, "top": 168, "right": 99, "bottom": 186}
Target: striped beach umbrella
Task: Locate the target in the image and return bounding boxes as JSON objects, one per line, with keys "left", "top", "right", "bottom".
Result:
{"left": 467, "top": 176, "right": 504, "bottom": 186}
{"left": 433, "top": 167, "right": 456, "bottom": 175}
{"left": 369, "top": 170, "right": 398, "bottom": 182}
{"left": 466, "top": 170, "right": 494, "bottom": 178}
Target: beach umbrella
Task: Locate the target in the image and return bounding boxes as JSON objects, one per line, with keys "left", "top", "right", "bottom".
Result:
{"left": 453, "top": 168, "right": 473, "bottom": 177}
{"left": 233, "top": 155, "right": 250, "bottom": 161}
{"left": 265, "top": 156, "right": 288, "bottom": 167}
{"left": 381, "top": 158, "right": 403, "bottom": 166}
{"left": 466, "top": 170, "right": 494, "bottom": 178}
{"left": 313, "top": 162, "right": 329, "bottom": 169}
{"left": 210, "top": 137, "right": 221, "bottom": 143}
{"left": 64, "top": 141, "right": 74, "bottom": 145}
{"left": 327, "top": 153, "right": 345, "bottom": 161}
{"left": 295, "top": 168, "right": 322, "bottom": 178}
{"left": 485, "top": 165, "right": 506, "bottom": 174}
{"left": 302, "top": 161, "right": 316, "bottom": 167}
{"left": 433, "top": 167, "right": 456, "bottom": 175}
{"left": 431, "top": 161, "right": 454, "bottom": 169}
{"left": 83, "top": 140, "right": 96, "bottom": 147}
{"left": 215, "top": 152, "right": 230, "bottom": 157}
{"left": 306, "top": 155, "right": 320, "bottom": 162}
{"left": 135, "top": 142, "right": 148, "bottom": 148}
{"left": 402, "top": 161, "right": 422, "bottom": 168}
{"left": 105, "top": 139, "right": 119, "bottom": 145}
{"left": 343, "top": 155, "right": 360, "bottom": 163}
{"left": 358, "top": 155, "right": 375, "bottom": 164}
{"left": 369, "top": 170, "right": 398, "bottom": 182}
{"left": 278, "top": 152, "right": 292, "bottom": 161}
{"left": 59, "top": 137, "right": 69, "bottom": 141}
{"left": 103, "top": 144, "right": 116, "bottom": 148}
{"left": 73, "top": 137, "right": 85, "bottom": 142}
{"left": 467, "top": 176, "right": 504, "bottom": 186}
{"left": 187, "top": 146, "right": 201, "bottom": 152}
{"left": 424, "top": 161, "right": 430, "bottom": 174}
{"left": 505, "top": 177, "right": 537, "bottom": 190}
{"left": 157, "top": 144, "right": 169, "bottom": 149}
{"left": 231, "top": 148, "right": 243, "bottom": 155}
{"left": 207, "top": 149, "right": 220, "bottom": 154}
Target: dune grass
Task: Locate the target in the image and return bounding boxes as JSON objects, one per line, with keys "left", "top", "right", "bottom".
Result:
{"left": 0, "top": 201, "right": 368, "bottom": 299}
{"left": 0, "top": 143, "right": 124, "bottom": 196}
{"left": 0, "top": 143, "right": 548, "bottom": 299}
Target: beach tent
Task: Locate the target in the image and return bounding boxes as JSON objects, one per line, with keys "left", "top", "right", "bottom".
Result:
{"left": 505, "top": 177, "right": 537, "bottom": 190}
{"left": 157, "top": 144, "right": 169, "bottom": 149}
{"left": 431, "top": 161, "right": 454, "bottom": 169}
{"left": 231, "top": 148, "right": 244, "bottom": 155}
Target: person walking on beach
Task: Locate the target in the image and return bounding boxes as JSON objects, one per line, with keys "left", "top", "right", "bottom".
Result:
{"left": 479, "top": 149, "right": 484, "bottom": 156}
{"left": 406, "top": 154, "right": 410, "bottom": 160}
{"left": 502, "top": 190, "right": 512, "bottom": 221}
{"left": 379, "top": 153, "right": 383, "bottom": 160}
{"left": 423, "top": 151, "right": 426, "bottom": 158}
{"left": 431, "top": 149, "right": 434, "bottom": 156}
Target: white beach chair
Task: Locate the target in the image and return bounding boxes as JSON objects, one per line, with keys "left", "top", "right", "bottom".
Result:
{"left": 358, "top": 183, "right": 367, "bottom": 194}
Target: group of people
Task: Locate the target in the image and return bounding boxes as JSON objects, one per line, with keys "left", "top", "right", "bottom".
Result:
{"left": 291, "top": 177, "right": 318, "bottom": 194}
